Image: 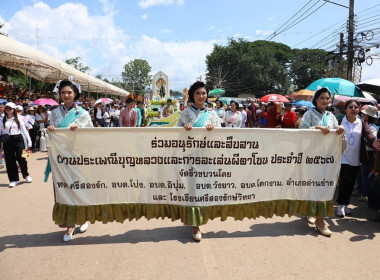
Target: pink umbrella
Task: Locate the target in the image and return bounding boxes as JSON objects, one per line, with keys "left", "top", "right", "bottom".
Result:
{"left": 332, "top": 91, "right": 377, "bottom": 105}
{"left": 95, "top": 98, "right": 113, "bottom": 105}
{"left": 32, "top": 98, "right": 59, "bottom": 106}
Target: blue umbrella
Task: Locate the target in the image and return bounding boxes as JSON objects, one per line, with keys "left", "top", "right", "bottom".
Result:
{"left": 294, "top": 100, "right": 314, "bottom": 108}
{"left": 218, "top": 97, "right": 232, "bottom": 105}
{"left": 209, "top": 88, "right": 225, "bottom": 97}
{"left": 0, "top": 98, "right": 7, "bottom": 104}
{"left": 306, "top": 77, "right": 364, "bottom": 98}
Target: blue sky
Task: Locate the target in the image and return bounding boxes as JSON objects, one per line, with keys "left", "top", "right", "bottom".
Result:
{"left": 0, "top": 0, "right": 379, "bottom": 91}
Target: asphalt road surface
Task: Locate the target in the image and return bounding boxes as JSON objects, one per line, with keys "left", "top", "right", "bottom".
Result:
{"left": 1, "top": 152, "right": 380, "bottom": 279}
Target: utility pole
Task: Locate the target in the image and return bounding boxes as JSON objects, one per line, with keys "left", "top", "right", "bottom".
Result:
{"left": 323, "top": 0, "right": 355, "bottom": 81}
{"left": 346, "top": 0, "right": 355, "bottom": 81}
{"left": 339, "top": 33, "right": 344, "bottom": 78}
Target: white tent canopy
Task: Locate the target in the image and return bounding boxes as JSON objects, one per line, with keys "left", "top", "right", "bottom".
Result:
{"left": 0, "top": 35, "right": 129, "bottom": 96}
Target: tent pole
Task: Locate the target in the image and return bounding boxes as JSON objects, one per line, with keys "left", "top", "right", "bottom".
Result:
{"left": 28, "top": 65, "right": 32, "bottom": 93}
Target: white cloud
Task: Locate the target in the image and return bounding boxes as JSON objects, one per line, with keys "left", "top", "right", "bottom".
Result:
{"left": 160, "top": 28, "right": 171, "bottom": 33}
{"left": 255, "top": 29, "right": 272, "bottom": 37}
{"left": 142, "top": 13, "right": 148, "bottom": 20}
{"left": 3, "top": 1, "right": 213, "bottom": 90}
{"left": 126, "top": 35, "right": 215, "bottom": 88}
{"left": 5, "top": 2, "right": 128, "bottom": 81}
{"left": 206, "top": 25, "right": 215, "bottom": 31}
{"left": 267, "top": 16, "right": 275, "bottom": 22}
{"left": 138, "top": 0, "right": 184, "bottom": 9}
{"left": 233, "top": 34, "right": 254, "bottom": 41}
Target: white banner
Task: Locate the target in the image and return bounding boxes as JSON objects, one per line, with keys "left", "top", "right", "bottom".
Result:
{"left": 48, "top": 127, "right": 342, "bottom": 207}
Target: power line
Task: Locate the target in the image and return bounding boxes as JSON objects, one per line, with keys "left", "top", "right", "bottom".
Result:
{"left": 266, "top": 0, "right": 319, "bottom": 41}
{"left": 292, "top": 20, "right": 345, "bottom": 48}
{"left": 274, "top": 1, "right": 327, "bottom": 37}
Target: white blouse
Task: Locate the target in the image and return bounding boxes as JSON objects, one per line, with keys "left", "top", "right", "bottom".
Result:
{"left": 49, "top": 106, "right": 93, "bottom": 128}
{"left": 223, "top": 110, "right": 242, "bottom": 128}
{"left": 0, "top": 116, "right": 32, "bottom": 147}
{"left": 176, "top": 105, "right": 221, "bottom": 128}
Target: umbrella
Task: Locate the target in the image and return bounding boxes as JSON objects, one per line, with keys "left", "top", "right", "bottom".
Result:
{"left": 357, "top": 79, "right": 380, "bottom": 94}
{"left": 32, "top": 98, "right": 59, "bottom": 106}
{"left": 259, "top": 94, "right": 289, "bottom": 103}
{"left": 306, "top": 77, "right": 364, "bottom": 98}
{"left": 294, "top": 100, "right": 314, "bottom": 108}
{"left": 209, "top": 88, "right": 225, "bottom": 97}
{"left": 332, "top": 91, "right": 377, "bottom": 105}
{"left": 0, "top": 98, "right": 7, "bottom": 104}
{"left": 218, "top": 97, "right": 232, "bottom": 105}
{"left": 289, "top": 89, "right": 314, "bottom": 101}
{"left": 95, "top": 97, "right": 113, "bottom": 105}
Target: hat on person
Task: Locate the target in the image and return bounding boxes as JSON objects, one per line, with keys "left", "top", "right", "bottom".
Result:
{"left": 16, "top": 105, "right": 23, "bottom": 111}
{"left": 361, "top": 105, "right": 378, "bottom": 118}
{"left": 28, "top": 106, "right": 36, "bottom": 111}
{"left": 257, "top": 109, "right": 263, "bottom": 114}
{"left": 5, "top": 102, "right": 16, "bottom": 109}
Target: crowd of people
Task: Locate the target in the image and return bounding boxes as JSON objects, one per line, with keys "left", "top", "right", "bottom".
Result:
{"left": 1, "top": 80, "right": 380, "bottom": 242}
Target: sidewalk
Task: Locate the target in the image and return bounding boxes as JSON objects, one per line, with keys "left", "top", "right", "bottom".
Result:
{"left": 1, "top": 152, "right": 380, "bottom": 280}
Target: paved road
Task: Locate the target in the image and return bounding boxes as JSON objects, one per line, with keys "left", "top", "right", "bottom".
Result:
{"left": 1, "top": 152, "right": 380, "bottom": 280}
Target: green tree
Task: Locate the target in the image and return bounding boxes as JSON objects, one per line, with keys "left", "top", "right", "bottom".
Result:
{"left": 65, "top": 57, "right": 90, "bottom": 73}
{"left": 95, "top": 74, "right": 110, "bottom": 83}
{"left": 121, "top": 59, "right": 152, "bottom": 95}
{"left": 289, "top": 48, "right": 331, "bottom": 90}
{"left": 206, "top": 39, "right": 293, "bottom": 95}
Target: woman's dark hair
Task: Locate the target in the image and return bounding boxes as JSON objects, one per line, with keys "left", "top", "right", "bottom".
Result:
{"left": 345, "top": 99, "right": 361, "bottom": 110}
{"left": 312, "top": 87, "right": 331, "bottom": 106}
{"left": 230, "top": 100, "right": 239, "bottom": 109}
{"left": 59, "top": 79, "right": 80, "bottom": 100}
{"left": 3, "top": 107, "right": 20, "bottom": 129}
{"left": 217, "top": 100, "right": 223, "bottom": 107}
{"left": 188, "top": 81, "right": 208, "bottom": 103}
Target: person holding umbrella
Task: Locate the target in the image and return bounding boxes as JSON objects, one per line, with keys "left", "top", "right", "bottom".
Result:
{"left": 299, "top": 87, "right": 345, "bottom": 236}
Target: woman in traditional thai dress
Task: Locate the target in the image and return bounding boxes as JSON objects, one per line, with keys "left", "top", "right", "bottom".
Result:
{"left": 47, "top": 79, "right": 93, "bottom": 242}
{"left": 299, "top": 87, "right": 345, "bottom": 236}
{"left": 214, "top": 100, "right": 225, "bottom": 126}
{"left": 177, "top": 81, "right": 221, "bottom": 241}
{"left": 223, "top": 100, "right": 242, "bottom": 128}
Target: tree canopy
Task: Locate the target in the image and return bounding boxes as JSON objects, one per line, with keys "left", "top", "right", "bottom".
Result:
{"left": 290, "top": 48, "right": 332, "bottom": 90}
{"left": 65, "top": 57, "right": 90, "bottom": 73}
{"left": 121, "top": 59, "right": 152, "bottom": 95}
{"left": 206, "top": 39, "right": 331, "bottom": 96}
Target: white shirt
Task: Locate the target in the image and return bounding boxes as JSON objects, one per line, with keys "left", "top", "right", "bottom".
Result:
{"left": 0, "top": 115, "right": 32, "bottom": 147}
{"left": 35, "top": 112, "right": 47, "bottom": 130}
{"left": 158, "top": 107, "right": 164, "bottom": 119}
{"left": 341, "top": 116, "right": 362, "bottom": 166}
{"left": 223, "top": 110, "right": 242, "bottom": 128}
{"left": 26, "top": 114, "right": 36, "bottom": 129}
{"left": 240, "top": 110, "right": 247, "bottom": 128}
{"left": 96, "top": 108, "right": 103, "bottom": 119}
{"left": 103, "top": 111, "right": 111, "bottom": 123}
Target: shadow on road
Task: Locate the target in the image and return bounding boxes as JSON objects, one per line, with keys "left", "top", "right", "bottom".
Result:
{"left": 1, "top": 215, "right": 379, "bottom": 252}
{"left": 0, "top": 226, "right": 195, "bottom": 252}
